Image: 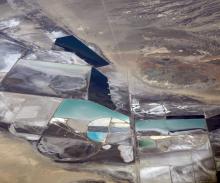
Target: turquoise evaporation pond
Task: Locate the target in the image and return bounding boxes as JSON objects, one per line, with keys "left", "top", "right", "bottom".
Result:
{"left": 87, "top": 132, "right": 107, "bottom": 142}
{"left": 135, "top": 118, "right": 207, "bottom": 132}
{"left": 54, "top": 99, "right": 129, "bottom": 122}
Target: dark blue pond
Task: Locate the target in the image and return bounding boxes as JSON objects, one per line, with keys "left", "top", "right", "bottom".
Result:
{"left": 55, "top": 35, "right": 110, "bottom": 67}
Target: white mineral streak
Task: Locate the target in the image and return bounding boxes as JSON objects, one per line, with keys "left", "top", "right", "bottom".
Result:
{"left": 118, "top": 145, "right": 133, "bottom": 163}
{"left": 9, "top": 124, "right": 41, "bottom": 141}
{"left": 46, "top": 30, "right": 67, "bottom": 42}
{"left": 140, "top": 166, "right": 170, "bottom": 180}
{"left": 1, "top": 53, "right": 21, "bottom": 72}
{"left": 0, "top": 18, "right": 20, "bottom": 30}
{"left": 26, "top": 50, "right": 87, "bottom": 65}
{"left": 102, "top": 144, "right": 111, "bottom": 150}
